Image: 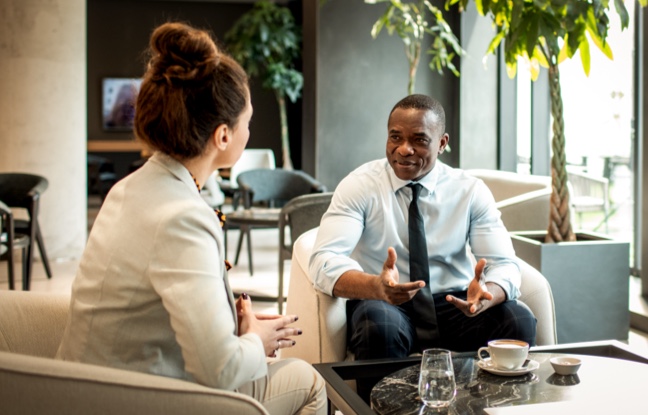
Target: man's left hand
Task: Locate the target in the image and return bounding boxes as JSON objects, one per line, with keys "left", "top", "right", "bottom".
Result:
{"left": 445, "top": 259, "right": 503, "bottom": 317}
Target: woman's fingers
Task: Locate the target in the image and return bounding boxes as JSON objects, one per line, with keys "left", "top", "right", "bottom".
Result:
{"left": 268, "top": 338, "right": 298, "bottom": 358}
{"left": 275, "top": 338, "right": 297, "bottom": 349}
{"left": 274, "top": 326, "right": 303, "bottom": 339}
{"left": 257, "top": 313, "right": 298, "bottom": 322}
{"left": 237, "top": 292, "right": 252, "bottom": 314}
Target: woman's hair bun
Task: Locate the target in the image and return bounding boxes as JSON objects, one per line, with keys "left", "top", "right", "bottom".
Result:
{"left": 148, "top": 22, "right": 220, "bottom": 85}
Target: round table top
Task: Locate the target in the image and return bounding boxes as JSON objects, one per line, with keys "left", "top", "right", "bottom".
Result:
{"left": 370, "top": 352, "right": 648, "bottom": 414}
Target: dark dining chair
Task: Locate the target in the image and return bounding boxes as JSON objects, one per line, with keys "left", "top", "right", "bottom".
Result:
{"left": 0, "top": 173, "right": 51, "bottom": 290}
{"left": 0, "top": 200, "right": 30, "bottom": 290}
{"left": 227, "top": 169, "right": 327, "bottom": 278}
{"left": 277, "top": 192, "right": 333, "bottom": 313}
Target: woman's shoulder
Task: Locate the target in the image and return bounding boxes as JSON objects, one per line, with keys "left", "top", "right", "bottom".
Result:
{"left": 108, "top": 161, "right": 219, "bottom": 231}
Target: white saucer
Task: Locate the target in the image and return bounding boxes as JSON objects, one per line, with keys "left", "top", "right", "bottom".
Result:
{"left": 477, "top": 358, "right": 539, "bottom": 376}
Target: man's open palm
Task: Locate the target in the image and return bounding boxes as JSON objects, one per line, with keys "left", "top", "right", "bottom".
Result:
{"left": 445, "top": 258, "right": 493, "bottom": 316}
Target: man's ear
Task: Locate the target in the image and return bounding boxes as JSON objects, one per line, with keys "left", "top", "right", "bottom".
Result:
{"left": 438, "top": 133, "right": 450, "bottom": 154}
{"left": 213, "top": 124, "right": 230, "bottom": 150}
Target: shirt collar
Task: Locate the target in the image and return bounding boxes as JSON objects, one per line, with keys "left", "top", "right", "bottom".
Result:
{"left": 388, "top": 160, "right": 441, "bottom": 195}
{"left": 149, "top": 151, "right": 198, "bottom": 193}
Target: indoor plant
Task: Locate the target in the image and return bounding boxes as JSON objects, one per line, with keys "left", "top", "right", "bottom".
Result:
{"left": 365, "top": 0, "right": 463, "bottom": 94}
{"left": 445, "top": 0, "right": 645, "bottom": 343}
{"left": 448, "top": 0, "right": 641, "bottom": 243}
{"left": 225, "top": 0, "right": 303, "bottom": 170}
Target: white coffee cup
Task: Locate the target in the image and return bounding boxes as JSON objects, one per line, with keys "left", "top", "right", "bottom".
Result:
{"left": 478, "top": 339, "right": 529, "bottom": 370}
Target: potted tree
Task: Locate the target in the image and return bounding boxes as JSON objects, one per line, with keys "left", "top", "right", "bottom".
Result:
{"left": 225, "top": 0, "right": 303, "bottom": 170}
{"left": 365, "top": 0, "right": 460, "bottom": 155}
{"left": 365, "top": 0, "right": 463, "bottom": 94}
{"left": 446, "top": 0, "right": 644, "bottom": 343}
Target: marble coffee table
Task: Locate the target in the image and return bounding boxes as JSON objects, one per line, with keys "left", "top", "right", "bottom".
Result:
{"left": 314, "top": 340, "right": 648, "bottom": 415}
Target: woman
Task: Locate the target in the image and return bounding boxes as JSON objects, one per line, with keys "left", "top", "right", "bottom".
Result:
{"left": 57, "top": 22, "right": 325, "bottom": 415}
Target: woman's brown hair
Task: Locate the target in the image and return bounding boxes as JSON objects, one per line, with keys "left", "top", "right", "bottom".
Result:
{"left": 135, "top": 22, "right": 249, "bottom": 159}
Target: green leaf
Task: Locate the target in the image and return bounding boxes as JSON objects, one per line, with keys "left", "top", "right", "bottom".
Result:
{"left": 529, "top": 57, "right": 540, "bottom": 81}
{"left": 587, "top": 25, "right": 613, "bottom": 59}
{"left": 526, "top": 14, "right": 540, "bottom": 59}
{"left": 579, "top": 35, "right": 591, "bottom": 76}
{"left": 532, "top": 45, "right": 549, "bottom": 68}
{"left": 505, "top": 60, "right": 518, "bottom": 79}
{"left": 367, "top": 0, "right": 465, "bottom": 83}
{"left": 224, "top": 0, "right": 302, "bottom": 100}
{"left": 474, "top": 0, "right": 484, "bottom": 15}
{"left": 566, "top": 24, "right": 584, "bottom": 58}
{"left": 486, "top": 30, "right": 505, "bottom": 55}
{"left": 613, "top": 0, "right": 629, "bottom": 30}
{"left": 557, "top": 41, "right": 569, "bottom": 64}
{"left": 371, "top": 17, "right": 386, "bottom": 38}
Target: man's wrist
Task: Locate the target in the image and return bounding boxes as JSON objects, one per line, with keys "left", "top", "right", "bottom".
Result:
{"left": 485, "top": 282, "right": 507, "bottom": 304}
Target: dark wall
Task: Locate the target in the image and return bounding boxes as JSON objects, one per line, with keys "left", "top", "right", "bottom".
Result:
{"left": 87, "top": 0, "right": 303, "bottom": 175}
{"left": 313, "top": 0, "right": 461, "bottom": 190}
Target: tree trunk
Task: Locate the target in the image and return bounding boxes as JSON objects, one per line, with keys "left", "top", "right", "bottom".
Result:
{"left": 407, "top": 42, "right": 421, "bottom": 95}
{"left": 545, "top": 63, "right": 575, "bottom": 243}
{"left": 276, "top": 91, "right": 293, "bottom": 170}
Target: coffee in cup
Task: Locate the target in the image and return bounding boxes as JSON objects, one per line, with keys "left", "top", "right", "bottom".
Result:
{"left": 478, "top": 339, "right": 529, "bottom": 370}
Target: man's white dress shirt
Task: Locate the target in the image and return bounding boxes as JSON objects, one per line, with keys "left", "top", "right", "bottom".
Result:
{"left": 310, "top": 159, "right": 521, "bottom": 300}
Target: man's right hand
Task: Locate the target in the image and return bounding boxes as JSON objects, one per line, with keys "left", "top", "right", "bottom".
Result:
{"left": 377, "top": 247, "right": 425, "bottom": 305}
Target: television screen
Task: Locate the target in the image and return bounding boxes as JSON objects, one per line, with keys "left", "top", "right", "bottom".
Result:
{"left": 102, "top": 78, "right": 142, "bottom": 131}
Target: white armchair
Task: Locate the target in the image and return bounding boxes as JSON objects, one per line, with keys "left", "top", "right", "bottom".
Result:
{"left": 466, "top": 169, "right": 552, "bottom": 232}
{"left": 283, "top": 228, "right": 557, "bottom": 365}
{"left": 0, "top": 291, "right": 269, "bottom": 415}
{"left": 566, "top": 168, "right": 610, "bottom": 232}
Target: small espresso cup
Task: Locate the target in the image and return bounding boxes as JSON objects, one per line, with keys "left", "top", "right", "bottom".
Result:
{"left": 478, "top": 339, "right": 529, "bottom": 370}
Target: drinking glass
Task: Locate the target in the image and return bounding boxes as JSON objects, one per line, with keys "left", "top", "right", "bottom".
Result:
{"left": 418, "top": 348, "right": 456, "bottom": 408}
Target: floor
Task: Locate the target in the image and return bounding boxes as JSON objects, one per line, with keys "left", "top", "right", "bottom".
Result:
{"left": 2, "top": 196, "right": 648, "bottom": 356}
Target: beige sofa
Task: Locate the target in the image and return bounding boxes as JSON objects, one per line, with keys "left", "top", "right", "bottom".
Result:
{"left": 466, "top": 169, "right": 552, "bottom": 232}
{"left": 0, "top": 290, "right": 269, "bottom": 415}
{"left": 283, "top": 228, "right": 557, "bottom": 365}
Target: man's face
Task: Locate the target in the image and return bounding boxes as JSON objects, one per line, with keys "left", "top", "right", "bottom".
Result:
{"left": 386, "top": 108, "right": 449, "bottom": 181}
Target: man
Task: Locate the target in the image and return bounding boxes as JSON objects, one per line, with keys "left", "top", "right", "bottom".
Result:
{"left": 310, "top": 94, "right": 536, "bottom": 365}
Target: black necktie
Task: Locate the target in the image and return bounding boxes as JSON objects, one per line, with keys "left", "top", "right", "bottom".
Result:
{"left": 408, "top": 183, "right": 429, "bottom": 284}
{"left": 406, "top": 183, "right": 439, "bottom": 345}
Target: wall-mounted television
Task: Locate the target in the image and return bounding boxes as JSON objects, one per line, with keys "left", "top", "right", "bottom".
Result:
{"left": 102, "top": 77, "right": 142, "bottom": 131}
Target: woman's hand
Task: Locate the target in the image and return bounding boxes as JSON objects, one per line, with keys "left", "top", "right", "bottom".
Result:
{"left": 236, "top": 293, "right": 302, "bottom": 357}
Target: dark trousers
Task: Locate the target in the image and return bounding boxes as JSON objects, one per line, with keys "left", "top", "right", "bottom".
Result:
{"left": 347, "top": 290, "right": 537, "bottom": 401}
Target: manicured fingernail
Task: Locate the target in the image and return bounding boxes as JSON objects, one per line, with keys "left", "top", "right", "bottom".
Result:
{"left": 294, "top": 316, "right": 299, "bottom": 321}
{"left": 292, "top": 341, "right": 296, "bottom": 346}
{"left": 241, "top": 292, "right": 249, "bottom": 300}
{"left": 297, "top": 329, "right": 303, "bottom": 335}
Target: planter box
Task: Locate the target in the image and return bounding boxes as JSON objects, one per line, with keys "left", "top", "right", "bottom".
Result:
{"left": 511, "top": 231, "right": 630, "bottom": 344}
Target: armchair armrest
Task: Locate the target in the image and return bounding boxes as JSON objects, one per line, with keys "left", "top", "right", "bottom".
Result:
{"left": 283, "top": 228, "right": 347, "bottom": 364}
{"left": 518, "top": 258, "right": 558, "bottom": 345}
{"left": 0, "top": 352, "right": 268, "bottom": 415}
{"left": 497, "top": 188, "right": 552, "bottom": 231}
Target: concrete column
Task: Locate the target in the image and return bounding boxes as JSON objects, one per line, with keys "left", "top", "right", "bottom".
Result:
{"left": 0, "top": 0, "right": 86, "bottom": 260}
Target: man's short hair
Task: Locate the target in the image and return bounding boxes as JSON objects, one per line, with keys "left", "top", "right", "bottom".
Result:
{"left": 389, "top": 94, "right": 445, "bottom": 133}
